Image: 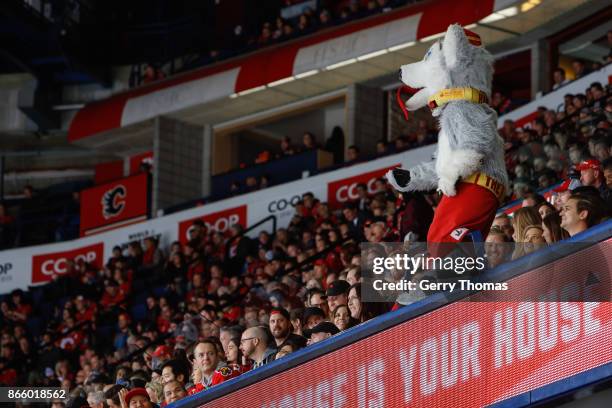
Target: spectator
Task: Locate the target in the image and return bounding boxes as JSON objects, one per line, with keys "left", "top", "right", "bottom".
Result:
{"left": 485, "top": 227, "right": 512, "bottom": 268}
{"left": 275, "top": 339, "right": 299, "bottom": 359}
{"left": 239, "top": 327, "right": 275, "bottom": 369}
{"left": 87, "top": 391, "right": 105, "bottom": 408}
{"left": 219, "top": 326, "right": 242, "bottom": 355}
{"left": 552, "top": 68, "right": 569, "bottom": 90}
{"left": 143, "top": 238, "right": 164, "bottom": 269}
{"left": 124, "top": 387, "right": 153, "bottom": 408}
{"left": 376, "top": 140, "right": 388, "bottom": 155}
{"left": 302, "top": 307, "right": 325, "bottom": 329}
{"left": 521, "top": 192, "right": 545, "bottom": 208}
{"left": 278, "top": 136, "right": 295, "bottom": 157}
{"left": 346, "top": 283, "right": 387, "bottom": 323}
{"left": 332, "top": 304, "right": 356, "bottom": 331}
{"left": 163, "top": 380, "right": 187, "bottom": 405}
{"left": 160, "top": 359, "right": 189, "bottom": 386}
{"left": 593, "top": 139, "right": 610, "bottom": 162}
{"left": 542, "top": 212, "right": 569, "bottom": 244}
{"left": 325, "top": 127, "right": 345, "bottom": 164}
{"left": 269, "top": 307, "right": 305, "bottom": 348}
{"left": 346, "top": 267, "right": 361, "bottom": 286}
{"left": 144, "top": 382, "right": 163, "bottom": 405}
{"left": 306, "top": 322, "right": 339, "bottom": 344}
{"left": 536, "top": 201, "right": 556, "bottom": 219}
{"left": 302, "top": 132, "right": 318, "bottom": 150}
{"left": 523, "top": 225, "right": 547, "bottom": 255}
{"left": 560, "top": 194, "right": 605, "bottom": 236}
{"left": 491, "top": 213, "right": 514, "bottom": 241}
{"left": 604, "top": 158, "right": 612, "bottom": 190}
{"left": 325, "top": 280, "right": 350, "bottom": 316}
{"left": 346, "top": 145, "right": 361, "bottom": 163}
{"left": 572, "top": 60, "right": 589, "bottom": 79}
{"left": 104, "top": 384, "right": 126, "bottom": 408}
{"left": 577, "top": 159, "right": 607, "bottom": 200}
{"left": 511, "top": 207, "right": 542, "bottom": 259}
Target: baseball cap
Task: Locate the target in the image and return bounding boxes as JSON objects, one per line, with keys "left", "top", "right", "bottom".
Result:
{"left": 302, "top": 307, "right": 326, "bottom": 324}
{"left": 576, "top": 159, "right": 601, "bottom": 171}
{"left": 152, "top": 345, "right": 171, "bottom": 357}
{"left": 553, "top": 178, "right": 581, "bottom": 193}
{"left": 307, "top": 321, "right": 340, "bottom": 337}
{"left": 325, "top": 280, "right": 350, "bottom": 297}
{"left": 124, "top": 388, "right": 149, "bottom": 406}
{"left": 270, "top": 307, "right": 290, "bottom": 321}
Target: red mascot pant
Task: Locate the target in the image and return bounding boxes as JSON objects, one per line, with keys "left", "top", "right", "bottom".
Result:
{"left": 427, "top": 180, "right": 501, "bottom": 257}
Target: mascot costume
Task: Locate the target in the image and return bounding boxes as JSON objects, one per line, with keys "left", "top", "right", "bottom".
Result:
{"left": 386, "top": 24, "right": 508, "bottom": 255}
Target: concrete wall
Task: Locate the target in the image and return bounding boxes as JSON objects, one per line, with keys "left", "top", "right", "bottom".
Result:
{"left": 152, "top": 116, "right": 209, "bottom": 214}
{"left": 346, "top": 83, "right": 385, "bottom": 157}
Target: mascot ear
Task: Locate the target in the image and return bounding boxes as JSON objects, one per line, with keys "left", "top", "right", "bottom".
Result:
{"left": 442, "top": 24, "right": 470, "bottom": 69}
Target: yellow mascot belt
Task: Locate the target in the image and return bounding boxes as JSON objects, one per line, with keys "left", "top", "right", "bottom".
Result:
{"left": 427, "top": 87, "right": 488, "bottom": 110}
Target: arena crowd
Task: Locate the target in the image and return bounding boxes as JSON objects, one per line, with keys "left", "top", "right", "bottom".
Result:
{"left": 0, "top": 79, "right": 610, "bottom": 408}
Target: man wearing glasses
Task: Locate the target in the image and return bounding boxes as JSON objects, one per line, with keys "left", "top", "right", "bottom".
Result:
{"left": 239, "top": 327, "right": 276, "bottom": 369}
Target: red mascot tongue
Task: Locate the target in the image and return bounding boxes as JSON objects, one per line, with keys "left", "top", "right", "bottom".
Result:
{"left": 396, "top": 86, "right": 422, "bottom": 121}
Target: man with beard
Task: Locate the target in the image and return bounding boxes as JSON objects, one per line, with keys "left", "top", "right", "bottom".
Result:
{"left": 239, "top": 327, "right": 276, "bottom": 369}
{"left": 268, "top": 307, "right": 307, "bottom": 349}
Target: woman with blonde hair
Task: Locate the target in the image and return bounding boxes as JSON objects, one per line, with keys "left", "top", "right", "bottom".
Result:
{"left": 522, "top": 225, "right": 547, "bottom": 255}
{"left": 511, "top": 207, "right": 542, "bottom": 259}
{"left": 145, "top": 381, "right": 163, "bottom": 404}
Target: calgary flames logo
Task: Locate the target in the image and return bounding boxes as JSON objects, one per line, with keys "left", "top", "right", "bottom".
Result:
{"left": 102, "top": 185, "right": 126, "bottom": 219}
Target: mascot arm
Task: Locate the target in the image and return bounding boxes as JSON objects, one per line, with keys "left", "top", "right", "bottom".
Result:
{"left": 386, "top": 160, "right": 438, "bottom": 192}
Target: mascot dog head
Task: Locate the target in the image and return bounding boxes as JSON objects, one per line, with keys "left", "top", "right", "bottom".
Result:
{"left": 399, "top": 24, "right": 494, "bottom": 115}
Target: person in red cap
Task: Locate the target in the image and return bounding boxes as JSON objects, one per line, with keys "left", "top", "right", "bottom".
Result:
{"left": 577, "top": 159, "right": 606, "bottom": 196}
{"left": 120, "top": 387, "right": 153, "bottom": 408}
{"left": 151, "top": 345, "right": 172, "bottom": 368}
{"left": 552, "top": 178, "right": 581, "bottom": 211}
{"left": 579, "top": 158, "right": 611, "bottom": 204}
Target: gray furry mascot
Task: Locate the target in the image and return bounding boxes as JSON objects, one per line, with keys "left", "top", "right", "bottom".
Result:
{"left": 386, "top": 24, "right": 509, "bottom": 255}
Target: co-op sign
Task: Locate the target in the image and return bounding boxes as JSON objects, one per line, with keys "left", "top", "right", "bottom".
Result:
{"left": 178, "top": 205, "right": 247, "bottom": 243}
{"left": 327, "top": 165, "right": 398, "bottom": 208}
{"left": 31, "top": 242, "right": 104, "bottom": 284}
{"left": 267, "top": 195, "right": 302, "bottom": 213}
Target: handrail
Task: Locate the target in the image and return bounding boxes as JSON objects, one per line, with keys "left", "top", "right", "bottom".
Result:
{"left": 224, "top": 214, "right": 277, "bottom": 259}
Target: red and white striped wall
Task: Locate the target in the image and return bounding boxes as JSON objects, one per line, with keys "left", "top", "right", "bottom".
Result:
{"left": 68, "top": 0, "right": 512, "bottom": 142}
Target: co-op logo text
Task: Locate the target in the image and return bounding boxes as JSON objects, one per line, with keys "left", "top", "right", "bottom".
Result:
{"left": 268, "top": 195, "right": 301, "bottom": 213}
{"left": 41, "top": 250, "right": 98, "bottom": 276}
{"left": 336, "top": 177, "right": 381, "bottom": 202}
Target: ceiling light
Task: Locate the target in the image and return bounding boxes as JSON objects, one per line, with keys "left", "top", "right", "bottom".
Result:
{"left": 357, "top": 49, "right": 388, "bottom": 61}
{"left": 325, "top": 58, "right": 357, "bottom": 70}
{"left": 388, "top": 41, "right": 416, "bottom": 52}
{"left": 294, "top": 69, "right": 320, "bottom": 79}
{"left": 419, "top": 32, "right": 445, "bottom": 42}
{"left": 237, "top": 85, "right": 266, "bottom": 96}
{"left": 521, "top": 0, "right": 540, "bottom": 12}
{"left": 268, "top": 77, "right": 295, "bottom": 87}
{"left": 479, "top": 6, "right": 518, "bottom": 23}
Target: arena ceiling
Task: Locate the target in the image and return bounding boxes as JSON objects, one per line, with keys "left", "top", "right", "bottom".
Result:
{"left": 71, "top": 0, "right": 602, "bottom": 156}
